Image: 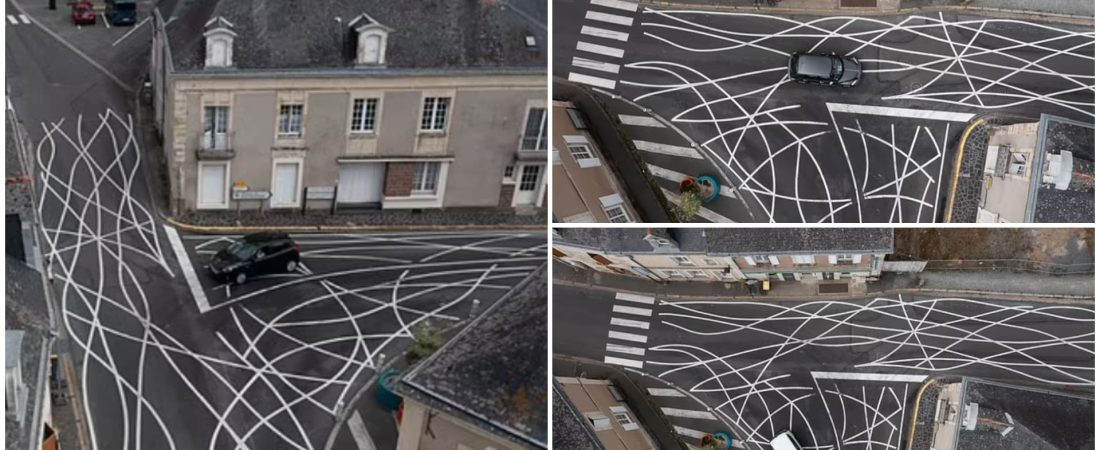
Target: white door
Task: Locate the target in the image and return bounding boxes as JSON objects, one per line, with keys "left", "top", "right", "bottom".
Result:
{"left": 199, "top": 164, "right": 226, "bottom": 208}
{"left": 337, "top": 163, "right": 385, "bottom": 204}
{"left": 515, "top": 164, "right": 543, "bottom": 205}
{"left": 273, "top": 162, "right": 300, "bottom": 206}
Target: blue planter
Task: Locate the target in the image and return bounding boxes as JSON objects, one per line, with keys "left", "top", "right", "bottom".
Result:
{"left": 375, "top": 369, "right": 403, "bottom": 411}
{"left": 712, "top": 432, "right": 733, "bottom": 450}
{"left": 696, "top": 175, "right": 721, "bottom": 203}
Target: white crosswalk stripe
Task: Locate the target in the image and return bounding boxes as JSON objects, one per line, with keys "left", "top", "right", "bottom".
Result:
{"left": 610, "top": 317, "right": 650, "bottom": 329}
{"left": 568, "top": 72, "right": 616, "bottom": 89}
{"left": 674, "top": 426, "right": 709, "bottom": 440}
{"left": 615, "top": 292, "right": 655, "bottom": 304}
{"left": 604, "top": 356, "right": 645, "bottom": 368}
{"left": 585, "top": 10, "right": 634, "bottom": 26}
{"left": 608, "top": 330, "right": 648, "bottom": 343}
{"left": 618, "top": 114, "right": 665, "bottom": 127}
{"left": 606, "top": 343, "right": 646, "bottom": 356}
{"left": 662, "top": 187, "right": 736, "bottom": 223}
{"left": 648, "top": 388, "right": 685, "bottom": 397}
{"left": 7, "top": 15, "right": 18, "bottom": 24}
{"left": 635, "top": 140, "right": 703, "bottom": 159}
{"left": 662, "top": 407, "right": 718, "bottom": 420}
{"left": 19, "top": 14, "right": 29, "bottom": 24}
{"left": 612, "top": 305, "right": 652, "bottom": 317}
{"left": 581, "top": 25, "right": 630, "bottom": 42}
{"left": 591, "top": 0, "right": 639, "bottom": 11}
{"left": 572, "top": 56, "right": 620, "bottom": 74}
{"left": 576, "top": 41, "right": 624, "bottom": 58}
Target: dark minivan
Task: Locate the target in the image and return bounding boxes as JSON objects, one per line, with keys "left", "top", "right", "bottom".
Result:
{"left": 789, "top": 52, "right": 861, "bottom": 87}
{"left": 209, "top": 233, "right": 300, "bottom": 285}
{"left": 105, "top": 0, "right": 137, "bottom": 26}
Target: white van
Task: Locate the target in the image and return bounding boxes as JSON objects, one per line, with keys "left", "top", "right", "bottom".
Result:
{"left": 769, "top": 431, "right": 803, "bottom": 450}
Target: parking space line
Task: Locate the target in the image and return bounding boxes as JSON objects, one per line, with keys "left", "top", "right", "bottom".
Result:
{"left": 826, "top": 103, "right": 975, "bottom": 122}
{"left": 810, "top": 371, "right": 928, "bottom": 383}
{"left": 634, "top": 140, "right": 703, "bottom": 159}
{"left": 604, "top": 356, "right": 645, "bottom": 368}
{"left": 661, "top": 407, "right": 717, "bottom": 420}
{"left": 568, "top": 72, "right": 617, "bottom": 89}
{"left": 610, "top": 317, "right": 650, "bottom": 330}
{"left": 572, "top": 56, "right": 620, "bottom": 74}
{"left": 612, "top": 305, "right": 653, "bottom": 317}
{"left": 581, "top": 25, "right": 629, "bottom": 42}
{"left": 576, "top": 41, "right": 624, "bottom": 58}
{"left": 618, "top": 114, "right": 664, "bottom": 127}
{"left": 608, "top": 330, "right": 648, "bottom": 343}
{"left": 591, "top": 0, "right": 639, "bottom": 12}
{"left": 648, "top": 388, "right": 685, "bottom": 397}
{"left": 585, "top": 10, "right": 634, "bottom": 27}
{"left": 112, "top": 17, "right": 151, "bottom": 47}
{"left": 615, "top": 292, "right": 655, "bottom": 304}
{"left": 605, "top": 343, "right": 646, "bottom": 356}
{"left": 163, "top": 225, "right": 211, "bottom": 313}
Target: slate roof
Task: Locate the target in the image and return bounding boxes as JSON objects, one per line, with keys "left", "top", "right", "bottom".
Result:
{"left": 552, "top": 228, "right": 708, "bottom": 254}
{"left": 554, "top": 228, "right": 893, "bottom": 255}
{"left": 551, "top": 381, "right": 603, "bottom": 450}
{"left": 162, "top": 0, "right": 546, "bottom": 72}
{"left": 705, "top": 229, "right": 894, "bottom": 255}
{"left": 5, "top": 257, "right": 51, "bottom": 450}
{"left": 398, "top": 264, "right": 547, "bottom": 449}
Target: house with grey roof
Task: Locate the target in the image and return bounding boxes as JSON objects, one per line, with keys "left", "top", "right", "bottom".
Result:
{"left": 394, "top": 265, "right": 547, "bottom": 449}
{"left": 553, "top": 228, "right": 894, "bottom": 288}
{"left": 150, "top": 0, "right": 547, "bottom": 216}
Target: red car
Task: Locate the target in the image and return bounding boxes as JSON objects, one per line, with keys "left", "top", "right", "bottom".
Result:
{"left": 72, "top": 1, "right": 96, "bottom": 25}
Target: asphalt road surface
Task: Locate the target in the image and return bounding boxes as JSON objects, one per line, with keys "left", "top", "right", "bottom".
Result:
{"left": 553, "top": 0, "right": 1095, "bottom": 223}
{"left": 553, "top": 284, "right": 1095, "bottom": 450}
{"left": 7, "top": 4, "right": 547, "bottom": 448}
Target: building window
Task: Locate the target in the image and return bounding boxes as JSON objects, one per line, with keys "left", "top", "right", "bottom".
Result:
{"left": 689, "top": 270, "right": 708, "bottom": 278}
{"left": 752, "top": 255, "right": 770, "bottom": 266}
{"left": 518, "top": 165, "right": 541, "bottom": 192}
{"left": 837, "top": 254, "right": 854, "bottom": 264}
{"left": 521, "top": 107, "right": 547, "bottom": 150}
{"left": 420, "top": 97, "right": 450, "bottom": 131}
{"left": 503, "top": 165, "right": 515, "bottom": 182}
{"left": 350, "top": 98, "right": 379, "bottom": 132}
{"left": 670, "top": 256, "right": 694, "bottom": 266}
{"left": 568, "top": 144, "right": 594, "bottom": 160}
{"left": 702, "top": 258, "right": 722, "bottom": 266}
{"left": 203, "top": 106, "right": 229, "bottom": 150}
{"left": 277, "top": 104, "right": 303, "bottom": 137}
{"left": 793, "top": 255, "right": 814, "bottom": 265}
{"left": 612, "top": 411, "right": 634, "bottom": 427}
{"left": 412, "top": 162, "right": 441, "bottom": 194}
{"left": 604, "top": 204, "right": 629, "bottom": 223}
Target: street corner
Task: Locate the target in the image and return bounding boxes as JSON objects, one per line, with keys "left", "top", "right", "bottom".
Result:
{"left": 8, "top": 0, "right": 153, "bottom": 75}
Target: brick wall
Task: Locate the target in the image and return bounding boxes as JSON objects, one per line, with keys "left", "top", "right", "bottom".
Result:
{"left": 498, "top": 184, "right": 514, "bottom": 207}
{"left": 384, "top": 163, "right": 415, "bottom": 197}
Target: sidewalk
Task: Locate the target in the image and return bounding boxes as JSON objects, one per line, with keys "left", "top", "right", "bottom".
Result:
{"left": 552, "top": 261, "right": 1094, "bottom": 301}
{"left": 171, "top": 207, "right": 547, "bottom": 231}
{"left": 327, "top": 359, "right": 404, "bottom": 450}
{"left": 638, "top": 0, "right": 1094, "bottom": 23}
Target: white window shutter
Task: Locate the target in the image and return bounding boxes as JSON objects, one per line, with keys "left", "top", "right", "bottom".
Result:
{"left": 742, "top": 257, "right": 756, "bottom": 266}
{"left": 768, "top": 256, "right": 780, "bottom": 265}
{"left": 828, "top": 255, "right": 838, "bottom": 264}
{"left": 853, "top": 254, "right": 863, "bottom": 264}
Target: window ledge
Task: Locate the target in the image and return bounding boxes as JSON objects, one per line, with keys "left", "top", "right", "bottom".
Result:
{"left": 418, "top": 130, "right": 447, "bottom": 137}
{"left": 348, "top": 132, "right": 378, "bottom": 139}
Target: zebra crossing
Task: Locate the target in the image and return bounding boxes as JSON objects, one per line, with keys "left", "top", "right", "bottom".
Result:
{"left": 643, "top": 382, "right": 737, "bottom": 446}
{"left": 602, "top": 292, "right": 655, "bottom": 369}
{"left": 567, "top": 0, "right": 637, "bottom": 91}
{"left": 7, "top": 14, "right": 30, "bottom": 25}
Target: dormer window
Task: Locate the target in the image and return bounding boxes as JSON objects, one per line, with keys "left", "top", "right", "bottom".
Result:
{"left": 203, "top": 16, "right": 236, "bottom": 68}
{"left": 349, "top": 13, "right": 393, "bottom": 66}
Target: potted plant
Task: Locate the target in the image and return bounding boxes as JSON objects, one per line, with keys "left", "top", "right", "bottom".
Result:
{"left": 405, "top": 321, "right": 445, "bottom": 365}
{"left": 700, "top": 432, "right": 732, "bottom": 450}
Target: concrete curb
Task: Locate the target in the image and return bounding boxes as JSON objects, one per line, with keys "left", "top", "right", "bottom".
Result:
{"left": 552, "top": 278, "right": 1094, "bottom": 304}
{"left": 905, "top": 376, "right": 940, "bottom": 450}
{"left": 942, "top": 117, "right": 985, "bottom": 223}
{"left": 162, "top": 216, "right": 547, "bottom": 235}
{"left": 638, "top": 1, "right": 1094, "bottom": 25}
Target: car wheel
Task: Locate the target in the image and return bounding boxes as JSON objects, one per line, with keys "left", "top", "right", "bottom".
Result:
{"left": 234, "top": 272, "right": 247, "bottom": 285}
{"left": 286, "top": 260, "right": 298, "bottom": 273}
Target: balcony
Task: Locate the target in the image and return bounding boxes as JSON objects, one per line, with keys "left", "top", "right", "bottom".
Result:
{"left": 517, "top": 134, "right": 547, "bottom": 161}
{"left": 195, "top": 131, "right": 235, "bottom": 160}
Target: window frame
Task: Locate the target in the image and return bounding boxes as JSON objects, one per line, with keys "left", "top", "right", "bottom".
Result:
{"left": 604, "top": 204, "right": 630, "bottom": 223}
{"left": 412, "top": 162, "right": 442, "bottom": 195}
{"left": 349, "top": 97, "right": 380, "bottom": 133}
{"left": 520, "top": 107, "right": 547, "bottom": 150}
{"left": 567, "top": 144, "right": 594, "bottom": 160}
{"left": 420, "top": 97, "right": 451, "bottom": 132}
{"left": 277, "top": 103, "right": 304, "bottom": 138}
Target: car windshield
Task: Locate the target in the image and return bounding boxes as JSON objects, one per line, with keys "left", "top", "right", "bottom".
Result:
{"left": 831, "top": 58, "right": 843, "bottom": 79}
{"left": 224, "top": 241, "right": 259, "bottom": 261}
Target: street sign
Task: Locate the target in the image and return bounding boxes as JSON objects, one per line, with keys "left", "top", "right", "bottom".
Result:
{"left": 232, "top": 189, "right": 271, "bottom": 200}
{"left": 306, "top": 186, "right": 336, "bottom": 200}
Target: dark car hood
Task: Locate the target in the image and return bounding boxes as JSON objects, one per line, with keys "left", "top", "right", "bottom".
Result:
{"left": 839, "top": 58, "right": 862, "bottom": 83}
{"left": 210, "top": 250, "right": 243, "bottom": 271}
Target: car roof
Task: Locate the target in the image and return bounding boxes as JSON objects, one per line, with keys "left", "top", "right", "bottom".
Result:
{"left": 793, "top": 53, "right": 834, "bottom": 78}
{"left": 770, "top": 431, "right": 801, "bottom": 450}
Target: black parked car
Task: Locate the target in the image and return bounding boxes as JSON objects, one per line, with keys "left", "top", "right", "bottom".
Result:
{"left": 789, "top": 52, "right": 861, "bottom": 87}
{"left": 209, "top": 232, "right": 300, "bottom": 285}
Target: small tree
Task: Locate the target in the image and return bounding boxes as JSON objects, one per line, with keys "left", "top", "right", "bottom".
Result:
{"left": 406, "top": 322, "right": 445, "bottom": 364}
{"left": 678, "top": 191, "right": 702, "bottom": 221}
